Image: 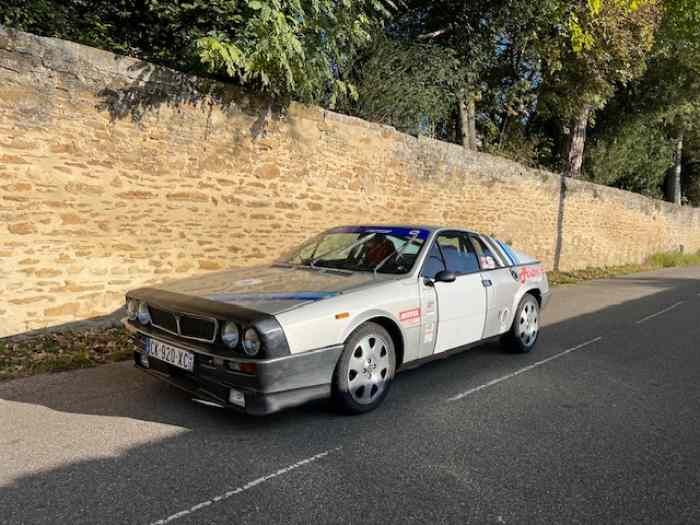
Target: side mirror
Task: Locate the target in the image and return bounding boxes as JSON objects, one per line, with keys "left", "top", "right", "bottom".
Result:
{"left": 434, "top": 270, "right": 457, "bottom": 283}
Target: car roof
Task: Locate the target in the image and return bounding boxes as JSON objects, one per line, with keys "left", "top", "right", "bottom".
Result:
{"left": 331, "top": 224, "right": 479, "bottom": 236}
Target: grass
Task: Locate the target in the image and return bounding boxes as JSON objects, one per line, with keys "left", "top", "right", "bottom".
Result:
{"left": 645, "top": 250, "right": 700, "bottom": 268}
{"left": 0, "top": 327, "right": 136, "bottom": 382}
{"left": 0, "top": 249, "right": 698, "bottom": 382}
{"left": 547, "top": 249, "right": 700, "bottom": 287}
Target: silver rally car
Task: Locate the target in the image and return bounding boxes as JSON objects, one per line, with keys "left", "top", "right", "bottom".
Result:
{"left": 124, "top": 225, "right": 551, "bottom": 415}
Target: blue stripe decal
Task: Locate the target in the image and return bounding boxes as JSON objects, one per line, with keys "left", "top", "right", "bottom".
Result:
{"left": 207, "top": 292, "right": 338, "bottom": 303}
{"left": 496, "top": 240, "right": 519, "bottom": 265}
{"left": 328, "top": 226, "right": 430, "bottom": 240}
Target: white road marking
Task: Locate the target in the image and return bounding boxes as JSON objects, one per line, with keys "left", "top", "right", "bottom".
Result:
{"left": 447, "top": 337, "right": 603, "bottom": 402}
{"left": 149, "top": 448, "right": 340, "bottom": 525}
{"left": 635, "top": 301, "right": 685, "bottom": 325}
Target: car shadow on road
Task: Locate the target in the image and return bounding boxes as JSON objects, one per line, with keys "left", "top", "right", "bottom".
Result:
{"left": 1, "top": 274, "right": 698, "bottom": 523}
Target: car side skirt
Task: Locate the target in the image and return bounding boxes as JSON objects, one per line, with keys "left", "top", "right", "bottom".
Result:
{"left": 399, "top": 335, "right": 502, "bottom": 372}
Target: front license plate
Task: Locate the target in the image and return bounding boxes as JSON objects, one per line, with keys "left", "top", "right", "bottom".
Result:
{"left": 146, "top": 338, "right": 194, "bottom": 372}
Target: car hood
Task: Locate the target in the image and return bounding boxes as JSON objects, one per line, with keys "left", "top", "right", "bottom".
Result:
{"left": 152, "top": 265, "right": 393, "bottom": 314}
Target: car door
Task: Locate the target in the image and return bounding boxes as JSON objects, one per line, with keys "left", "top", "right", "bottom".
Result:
{"left": 418, "top": 231, "right": 487, "bottom": 357}
{"left": 470, "top": 235, "right": 521, "bottom": 338}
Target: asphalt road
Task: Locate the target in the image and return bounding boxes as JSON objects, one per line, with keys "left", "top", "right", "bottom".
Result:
{"left": 1, "top": 266, "right": 699, "bottom": 525}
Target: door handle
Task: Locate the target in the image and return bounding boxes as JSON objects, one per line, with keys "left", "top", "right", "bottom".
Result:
{"left": 482, "top": 279, "right": 493, "bottom": 287}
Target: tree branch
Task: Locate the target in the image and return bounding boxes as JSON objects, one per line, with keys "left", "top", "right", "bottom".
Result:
{"left": 417, "top": 27, "right": 451, "bottom": 40}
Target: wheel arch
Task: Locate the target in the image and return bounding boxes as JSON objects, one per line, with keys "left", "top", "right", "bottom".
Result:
{"left": 512, "top": 285, "right": 542, "bottom": 312}
{"left": 341, "top": 311, "right": 406, "bottom": 369}
{"left": 527, "top": 287, "right": 543, "bottom": 305}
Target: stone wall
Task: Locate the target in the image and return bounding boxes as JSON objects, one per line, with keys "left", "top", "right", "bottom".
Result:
{"left": 1, "top": 27, "right": 699, "bottom": 337}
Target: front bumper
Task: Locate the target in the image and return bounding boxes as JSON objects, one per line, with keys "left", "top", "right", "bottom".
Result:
{"left": 124, "top": 320, "right": 343, "bottom": 415}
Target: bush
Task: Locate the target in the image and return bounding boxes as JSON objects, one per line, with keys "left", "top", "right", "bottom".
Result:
{"left": 644, "top": 250, "right": 700, "bottom": 268}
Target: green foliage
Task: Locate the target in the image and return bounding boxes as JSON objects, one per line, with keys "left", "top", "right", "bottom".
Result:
{"left": 540, "top": 0, "right": 661, "bottom": 121}
{"left": 3, "top": 0, "right": 394, "bottom": 104}
{"left": 148, "top": 0, "right": 394, "bottom": 104}
{"left": 658, "top": 0, "right": 700, "bottom": 58}
{"left": 4, "top": 0, "right": 700, "bottom": 204}
{"left": 341, "top": 37, "right": 463, "bottom": 137}
{"left": 645, "top": 250, "right": 700, "bottom": 268}
{"left": 583, "top": 0, "right": 700, "bottom": 202}
{"left": 548, "top": 249, "right": 700, "bottom": 287}
{"left": 584, "top": 115, "right": 673, "bottom": 197}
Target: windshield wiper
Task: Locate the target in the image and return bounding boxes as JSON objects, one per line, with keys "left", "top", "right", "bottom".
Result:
{"left": 319, "top": 266, "right": 354, "bottom": 275}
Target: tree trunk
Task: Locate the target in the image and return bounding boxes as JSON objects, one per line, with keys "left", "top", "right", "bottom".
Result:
{"left": 664, "top": 132, "right": 683, "bottom": 205}
{"left": 562, "top": 107, "right": 590, "bottom": 178}
{"left": 498, "top": 115, "right": 510, "bottom": 149}
{"left": 459, "top": 91, "right": 477, "bottom": 151}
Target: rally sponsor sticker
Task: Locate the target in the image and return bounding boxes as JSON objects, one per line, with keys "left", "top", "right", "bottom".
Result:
{"left": 399, "top": 308, "right": 421, "bottom": 324}
{"left": 480, "top": 256, "right": 496, "bottom": 270}
{"left": 423, "top": 321, "right": 435, "bottom": 343}
{"left": 518, "top": 266, "right": 544, "bottom": 284}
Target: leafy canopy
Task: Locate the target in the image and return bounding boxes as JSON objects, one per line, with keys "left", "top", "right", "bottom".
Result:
{"left": 3, "top": 0, "right": 396, "bottom": 105}
{"left": 340, "top": 36, "right": 464, "bottom": 138}
{"left": 540, "top": 0, "right": 661, "bottom": 122}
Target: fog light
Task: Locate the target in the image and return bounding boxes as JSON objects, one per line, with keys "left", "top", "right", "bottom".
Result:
{"left": 228, "top": 389, "right": 245, "bottom": 407}
{"left": 239, "top": 362, "right": 257, "bottom": 375}
{"left": 139, "top": 353, "right": 150, "bottom": 368}
{"left": 226, "top": 361, "right": 257, "bottom": 374}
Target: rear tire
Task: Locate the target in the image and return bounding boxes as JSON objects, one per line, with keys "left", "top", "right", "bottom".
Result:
{"left": 332, "top": 322, "right": 396, "bottom": 414}
{"left": 504, "top": 293, "right": 540, "bottom": 353}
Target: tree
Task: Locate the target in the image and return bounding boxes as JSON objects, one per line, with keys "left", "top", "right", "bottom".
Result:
{"left": 476, "top": 1, "right": 566, "bottom": 164}
{"left": 389, "top": 0, "right": 509, "bottom": 150}
{"left": 340, "top": 36, "right": 464, "bottom": 139}
{"left": 537, "top": 0, "right": 660, "bottom": 178}
{"left": 683, "top": 126, "right": 700, "bottom": 206}
{"left": 583, "top": 113, "right": 673, "bottom": 197}
{"left": 648, "top": 0, "right": 700, "bottom": 203}
{"left": 2, "top": 0, "right": 395, "bottom": 106}
{"left": 413, "top": 0, "right": 568, "bottom": 153}
{"left": 585, "top": 0, "right": 700, "bottom": 202}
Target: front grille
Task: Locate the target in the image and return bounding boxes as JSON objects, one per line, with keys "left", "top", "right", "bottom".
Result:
{"left": 147, "top": 305, "right": 218, "bottom": 343}
{"left": 179, "top": 315, "right": 216, "bottom": 342}
{"left": 150, "top": 307, "right": 178, "bottom": 334}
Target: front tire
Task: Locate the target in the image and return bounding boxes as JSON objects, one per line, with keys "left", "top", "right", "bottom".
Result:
{"left": 332, "top": 322, "right": 396, "bottom": 414}
{"left": 504, "top": 293, "right": 540, "bottom": 353}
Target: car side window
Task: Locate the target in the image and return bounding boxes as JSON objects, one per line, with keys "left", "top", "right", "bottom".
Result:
{"left": 421, "top": 241, "right": 446, "bottom": 280}
{"left": 469, "top": 236, "right": 502, "bottom": 270}
{"left": 422, "top": 232, "right": 479, "bottom": 278}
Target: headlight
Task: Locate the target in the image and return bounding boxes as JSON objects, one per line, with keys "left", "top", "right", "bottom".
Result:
{"left": 221, "top": 322, "right": 240, "bottom": 348}
{"left": 243, "top": 328, "right": 261, "bottom": 356}
{"left": 126, "top": 299, "right": 138, "bottom": 321}
{"left": 137, "top": 302, "right": 151, "bottom": 325}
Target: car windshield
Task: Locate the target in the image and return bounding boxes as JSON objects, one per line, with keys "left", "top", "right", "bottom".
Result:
{"left": 279, "top": 227, "right": 430, "bottom": 275}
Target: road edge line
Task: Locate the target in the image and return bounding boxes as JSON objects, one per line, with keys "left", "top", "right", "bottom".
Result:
{"left": 635, "top": 301, "right": 685, "bottom": 325}
{"left": 149, "top": 447, "right": 341, "bottom": 525}
{"left": 447, "top": 337, "right": 603, "bottom": 402}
